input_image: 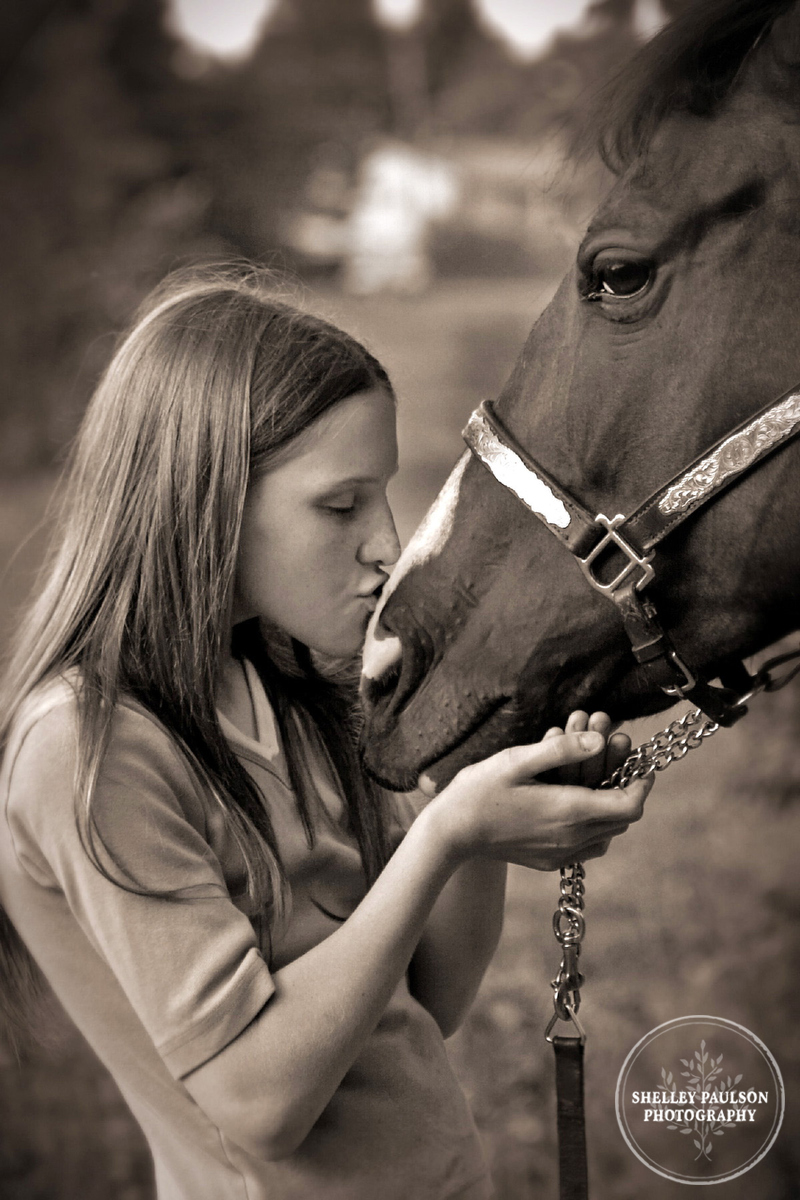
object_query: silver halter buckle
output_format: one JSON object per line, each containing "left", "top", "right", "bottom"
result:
{"left": 577, "top": 513, "right": 655, "bottom": 596}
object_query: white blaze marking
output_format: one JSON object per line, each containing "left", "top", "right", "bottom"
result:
{"left": 361, "top": 451, "right": 468, "bottom": 681}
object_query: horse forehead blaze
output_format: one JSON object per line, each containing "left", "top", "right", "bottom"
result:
{"left": 361, "top": 451, "right": 469, "bottom": 682}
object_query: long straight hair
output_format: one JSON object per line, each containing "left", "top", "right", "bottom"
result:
{"left": 0, "top": 265, "right": 395, "bottom": 1050}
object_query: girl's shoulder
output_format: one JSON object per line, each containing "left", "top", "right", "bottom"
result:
{"left": 4, "top": 674, "right": 208, "bottom": 833}
{"left": 7, "top": 673, "right": 190, "bottom": 776}
{"left": 5, "top": 673, "right": 87, "bottom": 782}
{"left": 8, "top": 672, "right": 79, "bottom": 745}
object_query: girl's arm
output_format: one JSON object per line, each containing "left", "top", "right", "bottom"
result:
{"left": 406, "top": 712, "right": 629, "bottom": 1036}
{"left": 406, "top": 858, "right": 508, "bottom": 1038}
{"left": 184, "top": 728, "right": 649, "bottom": 1162}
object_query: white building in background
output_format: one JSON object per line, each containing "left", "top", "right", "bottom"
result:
{"left": 285, "top": 139, "right": 456, "bottom": 294}
{"left": 343, "top": 141, "right": 457, "bottom": 295}
{"left": 285, "top": 133, "right": 584, "bottom": 293}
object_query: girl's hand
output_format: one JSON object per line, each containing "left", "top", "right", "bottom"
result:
{"left": 424, "top": 723, "right": 651, "bottom": 873}
{"left": 540, "top": 710, "right": 631, "bottom": 788}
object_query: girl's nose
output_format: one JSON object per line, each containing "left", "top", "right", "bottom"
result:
{"left": 358, "top": 499, "right": 401, "bottom": 568}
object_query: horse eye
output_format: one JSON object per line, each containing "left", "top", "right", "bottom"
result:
{"left": 595, "top": 259, "right": 652, "bottom": 297}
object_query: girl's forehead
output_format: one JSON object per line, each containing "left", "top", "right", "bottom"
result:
{"left": 266, "top": 388, "right": 398, "bottom": 487}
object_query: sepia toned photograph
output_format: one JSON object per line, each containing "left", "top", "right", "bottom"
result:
{"left": 0, "top": 1, "right": 798, "bottom": 1197}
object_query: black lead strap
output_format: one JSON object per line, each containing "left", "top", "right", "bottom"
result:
{"left": 546, "top": 859, "right": 589, "bottom": 1199}
{"left": 553, "top": 1037, "right": 589, "bottom": 1200}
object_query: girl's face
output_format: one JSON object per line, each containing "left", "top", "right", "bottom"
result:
{"left": 234, "top": 387, "right": 401, "bottom": 657}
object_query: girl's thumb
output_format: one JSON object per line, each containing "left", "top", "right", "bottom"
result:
{"left": 501, "top": 730, "right": 605, "bottom": 779}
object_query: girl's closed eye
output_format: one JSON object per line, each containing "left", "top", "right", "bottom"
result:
{"left": 320, "top": 493, "right": 357, "bottom": 516}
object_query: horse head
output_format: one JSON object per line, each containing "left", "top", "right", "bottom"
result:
{"left": 362, "top": 0, "right": 800, "bottom": 792}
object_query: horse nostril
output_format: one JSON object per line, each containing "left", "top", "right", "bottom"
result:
{"left": 362, "top": 618, "right": 435, "bottom": 721}
{"left": 361, "top": 626, "right": 404, "bottom": 714}
{"left": 362, "top": 630, "right": 403, "bottom": 684}
{"left": 361, "top": 659, "right": 401, "bottom": 710}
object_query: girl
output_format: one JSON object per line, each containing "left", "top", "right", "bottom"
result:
{"left": 0, "top": 267, "right": 650, "bottom": 1200}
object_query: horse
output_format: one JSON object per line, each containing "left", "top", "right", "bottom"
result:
{"left": 360, "top": 0, "right": 800, "bottom": 795}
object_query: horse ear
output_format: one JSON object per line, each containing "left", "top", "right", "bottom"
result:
{"left": 750, "top": 3, "right": 800, "bottom": 91}
{"left": 768, "top": 3, "right": 800, "bottom": 60}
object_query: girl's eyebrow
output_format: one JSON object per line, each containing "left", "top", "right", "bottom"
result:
{"left": 318, "top": 467, "right": 399, "bottom": 488}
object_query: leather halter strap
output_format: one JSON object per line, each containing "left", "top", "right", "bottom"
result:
{"left": 463, "top": 385, "right": 800, "bottom": 724}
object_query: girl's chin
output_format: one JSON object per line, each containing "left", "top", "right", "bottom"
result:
{"left": 304, "top": 627, "right": 366, "bottom": 661}
{"left": 258, "top": 609, "right": 368, "bottom": 661}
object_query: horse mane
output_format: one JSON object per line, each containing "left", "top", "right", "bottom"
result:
{"left": 589, "top": 0, "right": 795, "bottom": 170}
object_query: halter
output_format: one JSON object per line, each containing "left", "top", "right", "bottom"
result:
{"left": 463, "top": 386, "right": 800, "bottom": 725}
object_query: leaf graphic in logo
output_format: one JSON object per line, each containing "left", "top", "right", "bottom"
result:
{"left": 657, "top": 1041, "right": 744, "bottom": 1165}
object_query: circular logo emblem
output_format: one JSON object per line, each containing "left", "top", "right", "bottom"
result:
{"left": 615, "top": 1016, "right": 784, "bottom": 1185}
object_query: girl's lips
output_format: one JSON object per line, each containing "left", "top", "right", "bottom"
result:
{"left": 356, "top": 577, "right": 387, "bottom": 611}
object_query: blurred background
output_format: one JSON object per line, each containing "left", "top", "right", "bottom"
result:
{"left": 1, "top": 1, "right": 799, "bottom": 1197}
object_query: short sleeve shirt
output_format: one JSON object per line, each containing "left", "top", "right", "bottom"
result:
{"left": 0, "top": 671, "right": 493, "bottom": 1200}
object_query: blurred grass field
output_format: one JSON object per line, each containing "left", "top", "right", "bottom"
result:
{"left": 1, "top": 278, "right": 799, "bottom": 1200}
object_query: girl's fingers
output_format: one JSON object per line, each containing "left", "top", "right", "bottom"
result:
{"left": 417, "top": 773, "right": 438, "bottom": 798}
{"left": 587, "top": 712, "right": 612, "bottom": 737}
{"left": 607, "top": 776, "right": 652, "bottom": 819}
{"left": 575, "top": 837, "right": 613, "bottom": 863}
{"left": 565, "top": 711, "right": 589, "bottom": 734}
{"left": 576, "top": 711, "right": 613, "bottom": 786}
{"left": 608, "top": 730, "right": 631, "bottom": 754}
{"left": 606, "top": 731, "right": 632, "bottom": 774}
{"left": 543, "top": 726, "right": 563, "bottom": 740}
{"left": 499, "top": 730, "right": 606, "bottom": 782}
{"left": 561, "top": 711, "right": 589, "bottom": 784}
{"left": 553, "top": 775, "right": 650, "bottom": 826}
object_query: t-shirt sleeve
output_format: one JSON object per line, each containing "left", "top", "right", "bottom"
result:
{"left": 4, "top": 697, "right": 275, "bottom": 1079}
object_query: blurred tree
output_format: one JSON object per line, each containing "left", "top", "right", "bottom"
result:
{"left": 421, "top": 0, "right": 642, "bottom": 142}
{"left": 0, "top": 0, "right": 680, "bottom": 470}
{"left": 587, "top": 0, "right": 637, "bottom": 24}
{"left": 424, "top": 0, "right": 487, "bottom": 95}
{"left": 0, "top": 0, "right": 214, "bottom": 471}
{"left": 523, "top": 1, "right": 641, "bottom": 142}
{"left": 204, "top": 0, "right": 391, "bottom": 255}
{"left": 0, "top": 0, "right": 62, "bottom": 83}
{"left": 422, "top": 0, "right": 529, "bottom": 133}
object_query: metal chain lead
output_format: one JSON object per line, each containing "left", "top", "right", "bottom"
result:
{"left": 546, "top": 706, "right": 722, "bottom": 1043}
{"left": 545, "top": 642, "right": 800, "bottom": 1043}
{"left": 599, "top": 706, "right": 720, "bottom": 789}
